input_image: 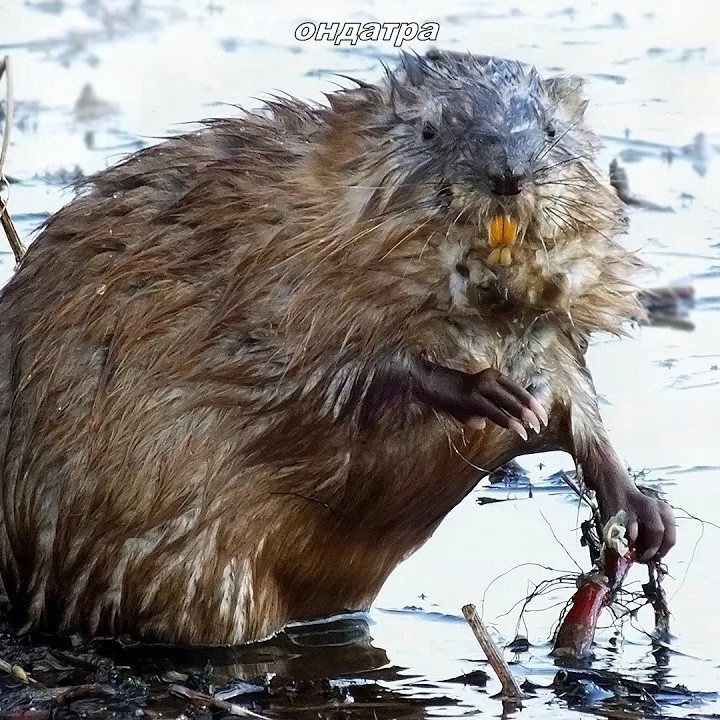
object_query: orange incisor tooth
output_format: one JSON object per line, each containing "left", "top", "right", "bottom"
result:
{"left": 488, "top": 215, "right": 519, "bottom": 248}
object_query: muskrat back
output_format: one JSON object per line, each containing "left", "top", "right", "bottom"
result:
{"left": 0, "top": 52, "right": 674, "bottom": 645}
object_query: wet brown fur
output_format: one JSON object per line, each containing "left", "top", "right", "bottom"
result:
{"left": 0, "top": 54, "right": 649, "bottom": 644}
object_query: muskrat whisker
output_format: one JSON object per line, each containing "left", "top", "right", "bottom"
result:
{"left": 446, "top": 431, "right": 491, "bottom": 474}
{"left": 445, "top": 202, "right": 470, "bottom": 242}
{"left": 544, "top": 204, "right": 580, "bottom": 237}
{"left": 535, "top": 160, "right": 590, "bottom": 179}
{"left": 535, "top": 154, "right": 593, "bottom": 176}
{"left": 538, "top": 228, "right": 551, "bottom": 265}
{"left": 418, "top": 230, "right": 437, "bottom": 262}
{"left": 534, "top": 180, "right": 600, "bottom": 197}
{"left": 545, "top": 204, "right": 583, "bottom": 231}
{"left": 304, "top": 204, "right": 439, "bottom": 273}
{"left": 542, "top": 206, "right": 573, "bottom": 238}
{"left": 559, "top": 193, "right": 619, "bottom": 215}
{"left": 307, "top": 217, "right": 406, "bottom": 269}
{"left": 551, "top": 194, "right": 619, "bottom": 224}
{"left": 547, "top": 204, "right": 616, "bottom": 245}
{"left": 331, "top": 182, "right": 437, "bottom": 191}
{"left": 255, "top": 214, "right": 356, "bottom": 267}
{"left": 259, "top": 200, "right": 431, "bottom": 277}
{"left": 550, "top": 196, "right": 614, "bottom": 222}
{"left": 534, "top": 176, "right": 596, "bottom": 189}
{"left": 379, "top": 214, "right": 437, "bottom": 263}
{"left": 306, "top": 204, "right": 433, "bottom": 290}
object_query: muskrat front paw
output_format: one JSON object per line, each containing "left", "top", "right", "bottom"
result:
{"left": 410, "top": 362, "right": 548, "bottom": 439}
{"left": 599, "top": 486, "right": 676, "bottom": 563}
{"left": 461, "top": 368, "right": 548, "bottom": 439}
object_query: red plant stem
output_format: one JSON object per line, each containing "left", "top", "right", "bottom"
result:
{"left": 552, "top": 548, "right": 635, "bottom": 659}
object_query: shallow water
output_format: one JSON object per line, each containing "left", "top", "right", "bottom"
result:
{"left": 0, "top": 0, "right": 719, "bottom": 717}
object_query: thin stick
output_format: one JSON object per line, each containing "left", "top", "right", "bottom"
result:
{"left": 0, "top": 55, "right": 25, "bottom": 263}
{"left": 54, "top": 683, "right": 117, "bottom": 706}
{"left": 461, "top": 604, "right": 524, "bottom": 702}
{"left": 0, "top": 657, "right": 34, "bottom": 684}
{"left": 0, "top": 203, "right": 24, "bottom": 263}
{"left": 643, "top": 562, "right": 671, "bottom": 642}
{"left": 609, "top": 158, "right": 673, "bottom": 212}
{"left": 169, "top": 684, "right": 271, "bottom": 719}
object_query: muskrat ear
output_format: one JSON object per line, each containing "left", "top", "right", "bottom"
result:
{"left": 545, "top": 75, "right": 588, "bottom": 119}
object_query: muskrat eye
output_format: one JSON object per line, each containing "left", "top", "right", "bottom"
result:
{"left": 421, "top": 121, "right": 437, "bottom": 141}
{"left": 545, "top": 123, "right": 557, "bottom": 139}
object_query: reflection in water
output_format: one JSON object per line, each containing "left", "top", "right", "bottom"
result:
{"left": 83, "top": 611, "right": 714, "bottom": 718}
{"left": 94, "top": 613, "right": 445, "bottom": 719}
{"left": 99, "top": 613, "right": 390, "bottom": 681}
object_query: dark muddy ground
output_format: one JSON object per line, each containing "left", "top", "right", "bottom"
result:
{"left": 0, "top": 594, "right": 716, "bottom": 720}
{"left": 1, "top": 0, "right": 720, "bottom": 718}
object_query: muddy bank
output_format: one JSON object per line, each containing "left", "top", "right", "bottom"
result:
{"left": 1, "top": 610, "right": 715, "bottom": 719}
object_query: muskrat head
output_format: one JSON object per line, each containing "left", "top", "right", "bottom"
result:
{"left": 364, "top": 52, "right": 619, "bottom": 267}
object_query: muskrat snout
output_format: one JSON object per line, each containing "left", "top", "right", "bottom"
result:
{"left": 488, "top": 168, "right": 525, "bottom": 197}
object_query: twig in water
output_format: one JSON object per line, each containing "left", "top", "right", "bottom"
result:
{"left": 169, "top": 684, "right": 271, "bottom": 719}
{"left": 54, "top": 683, "right": 117, "bottom": 706}
{"left": 609, "top": 158, "right": 674, "bottom": 212}
{"left": 0, "top": 57, "right": 12, "bottom": 174}
{"left": 638, "top": 285, "right": 696, "bottom": 332}
{"left": 0, "top": 657, "right": 34, "bottom": 683}
{"left": 461, "top": 604, "right": 525, "bottom": 702}
{"left": 643, "top": 562, "right": 671, "bottom": 642}
{"left": 0, "top": 55, "right": 25, "bottom": 263}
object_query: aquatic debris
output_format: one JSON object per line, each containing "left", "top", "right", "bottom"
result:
{"left": 638, "top": 284, "right": 696, "bottom": 331}
{"left": 0, "top": 657, "right": 31, "bottom": 683}
{"left": 609, "top": 158, "right": 674, "bottom": 212}
{"left": 551, "top": 485, "right": 672, "bottom": 660}
{"left": 553, "top": 667, "right": 717, "bottom": 713}
{"left": 642, "top": 560, "right": 671, "bottom": 643}
{"left": 552, "top": 511, "right": 635, "bottom": 659}
{"left": 461, "top": 603, "right": 525, "bottom": 703}
{"left": 73, "top": 83, "right": 118, "bottom": 123}
{"left": 169, "top": 684, "right": 271, "bottom": 719}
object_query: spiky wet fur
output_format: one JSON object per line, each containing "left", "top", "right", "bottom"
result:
{"left": 0, "top": 53, "right": 645, "bottom": 644}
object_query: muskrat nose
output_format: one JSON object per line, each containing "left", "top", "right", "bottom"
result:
{"left": 489, "top": 170, "right": 524, "bottom": 196}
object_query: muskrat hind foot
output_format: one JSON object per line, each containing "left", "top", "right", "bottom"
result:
{"left": 410, "top": 362, "right": 548, "bottom": 440}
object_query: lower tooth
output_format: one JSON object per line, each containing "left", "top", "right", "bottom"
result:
{"left": 488, "top": 248, "right": 502, "bottom": 265}
{"left": 499, "top": 247, "right": 513, "bottom": 266}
